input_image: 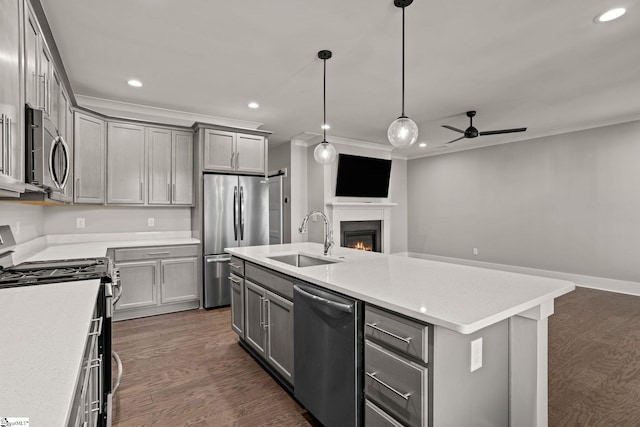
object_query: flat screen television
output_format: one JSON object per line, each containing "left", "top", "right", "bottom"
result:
{"left": 335, "top": 154, "right": 392, "bottom": 197}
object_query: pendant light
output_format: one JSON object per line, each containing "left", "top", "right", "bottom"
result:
{"left": 387, "top": 0, "right": 418, "bottom": 148}
{"left": 313, "top": 50, "right": 338, "bottom": 165}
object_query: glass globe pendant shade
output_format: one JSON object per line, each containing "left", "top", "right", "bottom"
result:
{"left": 313, "top": 141, "right": 337, "bottom": 165}
{"left": 387, "top": 116, "right": 419, "bottom": 148}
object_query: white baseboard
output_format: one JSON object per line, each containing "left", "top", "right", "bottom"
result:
{"left": 398, "top": 251, "right": 640, "bottom": 297}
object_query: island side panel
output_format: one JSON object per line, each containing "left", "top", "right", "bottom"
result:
{"left": 509, "top": 300, "right": 554, "bottom": 427}
{"left": 432, "top": 319, "right": 509, "bottom": 427}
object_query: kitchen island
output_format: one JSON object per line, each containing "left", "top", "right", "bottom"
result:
{"left": 226, "top": 242, "right": 575, "bottom": 427}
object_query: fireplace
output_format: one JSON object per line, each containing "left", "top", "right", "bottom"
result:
{"left": 340, "top": 220, "right": 382, "bottom": 253}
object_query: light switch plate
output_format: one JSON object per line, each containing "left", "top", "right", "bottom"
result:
{"left": 471, "top": 337, "right": 483, "bottom": 372}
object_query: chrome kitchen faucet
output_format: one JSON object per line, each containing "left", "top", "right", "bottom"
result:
{"left": 299, "top": 211, "right": 334, "bottom": 256}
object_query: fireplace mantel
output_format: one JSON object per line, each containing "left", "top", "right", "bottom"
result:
{"left": 325, "top": 202, "right": 398, "bottom": 208}
{"left": 325, "top": 202, "right": 395, "bottom": 253}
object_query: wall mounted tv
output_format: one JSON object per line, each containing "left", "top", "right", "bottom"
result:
{"left": 335, "top": 154, "right": 392, "bottom": 198}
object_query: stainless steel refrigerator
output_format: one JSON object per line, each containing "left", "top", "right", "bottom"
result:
{"left": 203, "top": 173, "right": 270, "bottom": 308}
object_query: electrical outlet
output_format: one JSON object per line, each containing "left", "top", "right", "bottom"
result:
{"left": 470, "top": 338, "right": 483, "bottom": 372}
{"left": 76, "top": 218, "right": 85, "bottom": 229}
{"left": 473, "top": 247, "right": 479, "bottom": 255}
{"left": 148, "top": 218, "right": 155, "bottom": 227}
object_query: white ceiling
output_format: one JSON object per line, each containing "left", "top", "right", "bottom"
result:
{"left": 41, "top": 0, "right": 640, "bottom": 158}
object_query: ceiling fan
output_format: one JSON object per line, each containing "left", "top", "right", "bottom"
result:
{"left": 442, "top": 111, "right": 527, "bottom": 144}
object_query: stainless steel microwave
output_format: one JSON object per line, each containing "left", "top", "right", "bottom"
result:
{"left": 25, "top": 105, "right": 70, "bottom": 200}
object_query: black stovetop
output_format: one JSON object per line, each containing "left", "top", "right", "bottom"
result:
{"left": 0, "top": 257, "right": 111, "bottom": 289}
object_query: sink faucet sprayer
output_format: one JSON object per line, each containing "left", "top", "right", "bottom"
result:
{"left": 299, "top": 211, "right": 334, "bottom": 256}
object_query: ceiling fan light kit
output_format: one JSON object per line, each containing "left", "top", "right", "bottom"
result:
{"left": 313, "top": 49, "right": 338, "bottom": 165}
{"left": 442, "top": 111, "right": 527, "bottom": 144}
{"left": 388, "top": 0, "right": 419, "bottom": 149}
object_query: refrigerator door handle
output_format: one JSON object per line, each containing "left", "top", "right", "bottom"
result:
{"left": 233, "top": 186, "right": 238, "bottom": 241}
{"left": 240, "top": 186, "right": 245, "bottom": 240}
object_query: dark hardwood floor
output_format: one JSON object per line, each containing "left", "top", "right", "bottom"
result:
{"left": 111, "top": 287, "right": 640, "bottom": 426}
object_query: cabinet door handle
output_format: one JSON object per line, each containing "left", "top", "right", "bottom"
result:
{"left": 366, "top": 322, "right": 412, "bottom": 344}
{"left": 262, "top": 297, "right": 269, "bottom": 329}
{"left": 366, "top": 371, "right": 411, "bottom": 400}
{"left": 5, "top": 116, "right": 10, "bottom": 176}
{"left": 230, "top": 152, "right": 234, "bottom": 169}
{"left": 167, "top": 182, "right": 171, "bottom": 201}
{"left": 228, "top": 276, "right": 241, "bottom": 284}
{"left": 0, "top": 114, "right": 5, "bottom": 174}
{"left": 162, "top": 265, "right": 165, "bottom": 284}
{"left": 172, "top": 183, "right": 176, "bottom": 202}
{"left": 236, "top": 152, "right": 240, "bottom": 170}
{"left": 259, "top": 296, "right": 264, "bottom": 327}
{"left": 139, "top": 182, "right": 143, "bottom": 200}
{"left": 39, "top": 74, "right": 46, "bottom": 110}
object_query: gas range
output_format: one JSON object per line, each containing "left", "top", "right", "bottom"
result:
{"left": 0, "top": 257, "right": 113, "bottom": 289}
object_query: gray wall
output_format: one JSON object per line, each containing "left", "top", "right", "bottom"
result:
{"left": 407, "top": 119, "right": 640, "bottom": 283}
{"left": 0, "top": 203, "right": 45, "bottom": 243}
{"left": 43, "top": 206, "right": 191, "bottom": 234}
{"left": 389, "top": 157, "right": 408, "bottom": 253}
{"left": 268, "top": 143, "right": 292, "bottom": 243}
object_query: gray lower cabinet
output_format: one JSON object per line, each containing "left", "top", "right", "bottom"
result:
{"left": 230, "top": 273, "right": 244, "bottom": 337}
{"left": 112, "top": 245, "right": 199, "bottom": 320}
{"left": 74, "top": 112, "right": 106, "bottom": 204}
{"left": 243, "top": 277, "right": 294, "bottom": 385}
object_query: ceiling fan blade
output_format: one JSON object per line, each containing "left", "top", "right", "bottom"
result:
{"left": 479, "top": 127, "right": 527, "bottom": 136}
{"left": 446, "top": 136, "right": 466, "bottom": 144}
{"left": 442, "top": 125, "right": 465, "bottom": 134}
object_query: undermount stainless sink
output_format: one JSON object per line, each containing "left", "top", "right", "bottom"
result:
{"left": 267, "top": 253, "right": 340, "bottom": 268}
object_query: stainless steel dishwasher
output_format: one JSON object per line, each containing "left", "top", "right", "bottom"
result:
{"left": 294, "top": 282, "right": 363, "bottom": 427}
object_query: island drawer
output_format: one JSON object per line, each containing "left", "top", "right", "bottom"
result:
{"left": 229, "top": 256, "right": 244, "bottom": 276}
{"left": 365, "top": 340, "right": 428, "bottom": 427}
{"left": 365, "top": 306, "right": 429, "bottom": 363}
{"left": 365, "top": 399, "right": 404, "bottom": 427}
{"left": 114, "top": 245, "right": 198, "bottom": 261}
{"left": 245, "top": 263, "right": 293, "bottom": 300}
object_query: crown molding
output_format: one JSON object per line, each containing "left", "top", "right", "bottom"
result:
{"left": 75, "top": 95, "right": 264, "bottom": 130}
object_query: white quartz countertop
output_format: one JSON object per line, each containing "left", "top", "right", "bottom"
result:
{"left": 0, "top": 279, "right": 100, "bottom": 426}
{"left": 226, "top": 243, "right": 575, "bottom": 334}
{"left": 23, "top": 236, "right": 200, "bottom": 262}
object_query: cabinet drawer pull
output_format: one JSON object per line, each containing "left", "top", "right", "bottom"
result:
{"left": 147, "top": 251, "right": 170, "bottom": 256}
{"left": 229, "top": 263, "right": 242, "bottom": 269}
{"left": 228, "top": 276, "right": 241, "bottom": 284}
{"left": 366, "top": 322, "right": 412, "bottom": 344}
{"left": 366, "top": 371, "right": 411, "bottom": 401}
{"left": 89, "top": 317, "right": 103, "bottom": 336}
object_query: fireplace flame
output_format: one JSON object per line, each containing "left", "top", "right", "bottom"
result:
{"left": 352, "top": 241, "right": 373, "bottom": 251}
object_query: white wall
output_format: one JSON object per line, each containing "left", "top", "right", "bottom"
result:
{"left": 407, "top": 119, "right": 640, "bottom": 283}
{"left": 0, "top": 202, "right": 45, "bottom": 243}
{"left": 43, "top": 206, "right": 191, "bottom": 235}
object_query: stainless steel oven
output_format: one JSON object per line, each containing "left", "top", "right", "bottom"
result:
{"left": 25, "top": 105, "right": 71, "bottom": 201}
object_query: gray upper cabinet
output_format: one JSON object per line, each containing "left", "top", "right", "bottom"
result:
{"left": 0, "top": 0, "right": 24, "bottom": 191}
{"left": 74, "top": 112, "right": 105, "bottom": 204}
{"left": 24, "top": 7, "right": 39, "bottom": 109}
{"left": 172, "top": 131, "right": 193, "bottom": 205}
{"left": 203, "top": 129, "right": 266, "bottom": 175}
{"left": 236, "top": 133, "right": 265, "bottom": 174}
{"left": 203, "top": 129, "right": 235, "bottom": 172}
{"left": 107, "top": 122, "right": 146, "bottom": 204}
{"left": 39, "top": 42, "right": 52, "bottom": 118}
{"left": 147, "top": 127, "right": 172, "bottom": 205}
{"left": 147, "top": 127, "right": 193, "bottom": 205}
{"left": 49, "top": 70, "right": 61, "bottom": 129}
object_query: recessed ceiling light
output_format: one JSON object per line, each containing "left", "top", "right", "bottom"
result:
{"left": 594, "top": 7, "right": 626, "bottom": 23}
{"left": 321, "top": 124, "right": 330, "bottom": 130}
{"left": 248, "top": 102, "right": 259, "bottom": 109}
{"left": 127, "top": 79, "right": 142, "bottom": 87}
{"left": 419, "top": 142, "right": 427, "bottom": 148}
